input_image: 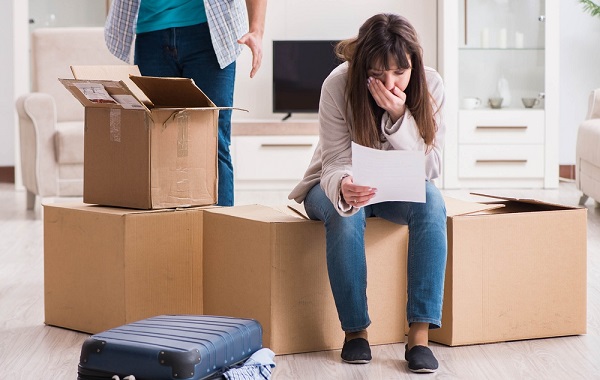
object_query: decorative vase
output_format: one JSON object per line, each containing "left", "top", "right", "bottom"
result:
{"left": 497, "top": 76, "right": 511, "bottom": 107}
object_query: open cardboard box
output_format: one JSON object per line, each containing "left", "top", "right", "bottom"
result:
{"left": 59, "top": 65, "right": 238, "bottom": 209}
{"left": 430, "top": 193, "right": 587, "bottom": 346}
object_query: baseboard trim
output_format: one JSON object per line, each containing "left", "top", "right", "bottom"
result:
{"left": 0, "top": 166, "right": 15, "bottom": 183}
{"left": 559, "top": 165, "right": 576, "bottom": 180}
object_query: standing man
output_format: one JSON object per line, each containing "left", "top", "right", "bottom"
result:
{"left": 105, "top": 0, "right": 267, "bottom": 206}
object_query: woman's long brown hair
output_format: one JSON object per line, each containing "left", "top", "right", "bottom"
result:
{"left": 335, "top": 13, "right": 437, "bottom": 149}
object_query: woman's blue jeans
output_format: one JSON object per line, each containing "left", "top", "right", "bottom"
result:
{"left": 134, "top": 22, "right": 236, "bottom": 206}
{"left": 303, "top": 181, "right": 447, "bottom": 332}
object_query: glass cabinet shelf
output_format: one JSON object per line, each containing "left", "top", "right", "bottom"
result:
{"left": 457, "top": 0, "right": 546, "bottom": 106}
{"left": 441, "top": 0, "right": 558, "bottom": 190}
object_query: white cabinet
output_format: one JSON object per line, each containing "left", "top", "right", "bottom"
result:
{"left": 455, "top": 109, "right": 547, "bottom": 187}
{"left": 231, "top": 122, "right": 319, "bottom": 205}
{"left": 439, "top": 0, "right": 559, "bottom": 189}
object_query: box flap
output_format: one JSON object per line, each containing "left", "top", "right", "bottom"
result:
{"left": 70, "top": 65, "right": 152, "bottom": 107}
{"left": 286, "top": 203, "right": 310, "bottom": 219}
{"left": 444, "top": 196, "right": 504, "bottom": 217}
{"left": 206, "top": 204, "right": 307, "bottom": 223}
{"left": 270, "top": 204, "right": 307, "bottom": 219}
{"left": 287, "top": 197, "right": 501, "bottom": 219}
{"left": 470, "top": 192, "right": 580, "bottom": 210}
{"left": 42, "top": 202, "right": 212, "bottom": 216}
{"left": 43, "top": 202, "right": 168, "bottom": 215}
{"left": 129, "top": 75, "right": 216, "bottom": 108}
{"left": 59, "top": 78, "right": 147, "bottom": 111}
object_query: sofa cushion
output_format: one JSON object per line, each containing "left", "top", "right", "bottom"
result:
{"left": 57, "top": 164, "right": 84, "bottom": 196}
{"left": 54, "top": 122, "right": 84, "bottom": 164}
{"left": 577, "top": 119, "right": 600, "bottom": 165}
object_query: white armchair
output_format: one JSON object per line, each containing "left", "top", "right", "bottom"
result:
{"left": 576, "top": 88, "right": 600, "bottom": 206}
{"left": 16, "top": 27, "right": 125, "bottom": 209}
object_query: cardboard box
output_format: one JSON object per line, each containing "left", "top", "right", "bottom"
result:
{"left": 202, "top": 205, "right": 409, "bottom": 355}
{"left": 44, "top": 203, "right": 206, "bottom": 334}
{"left": 431, "top": 194, "right": 587, "bottom": 346}
{"left": 60, "top": 67, "right": 219, "bottom": 209}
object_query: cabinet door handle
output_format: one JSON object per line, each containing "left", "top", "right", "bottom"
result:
{"left": 260, "top": 143, "right": 314, "bottom": 148}
{"left": 475, "top": 126, "right": 528, "bottom": 130}
{"left": 475, "top": 159, "right": 528, "bottom": 164}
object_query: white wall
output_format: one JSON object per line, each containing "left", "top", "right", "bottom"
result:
{"left": 2, "top": 2, "right": 17, "bottom": 167}
{"left": 559, "top": 1, "right": 600, "bottom": 165}
{"left": 232, "top": 0, "right": 439, "bottom": 121}
{"left": 12, "top": 1, "right": 29, "bottom": 187}
{"left": 2, "top": 1, "right": 29, "bottom": 170}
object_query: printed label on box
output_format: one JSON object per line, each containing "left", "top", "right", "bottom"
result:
{"left": 112, "top": 94, "right": 145, "bottom": 110}
{"left": 74, "top": 83, "right": 117, "bottom": 104}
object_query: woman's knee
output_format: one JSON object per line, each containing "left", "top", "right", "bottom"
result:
{"left": 425, "top": 184, "right": 446, "bottom": 212}
{"left": 325, "top": 210, "right": 366, "bottom": 238}
{"left": 305, "top": 184, "right": 367, "bottom": 233}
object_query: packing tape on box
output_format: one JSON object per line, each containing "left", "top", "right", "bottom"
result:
{"left": 110, "top": 108, "right": 121, "bottom": 143}
{"left": 176, "top": 111, "right": 189, "bottom": 158}
{"left": 162, "top": 110, "right": 190, "bottom": 158}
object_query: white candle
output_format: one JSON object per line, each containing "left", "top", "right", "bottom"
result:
{"left": 498, "top": 28, "right": 507, "bottom": 48}
{"left": 481, "top": 28, "right": 490, "bottom": 48}
{"left": 515, "top": 32, "right": 524, "bottom": 48}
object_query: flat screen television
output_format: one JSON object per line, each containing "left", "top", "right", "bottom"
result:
{"left": 273, "top": 40, "right": 341, "bottom": 118}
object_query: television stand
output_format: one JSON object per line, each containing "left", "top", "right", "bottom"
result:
{"left": 281, "top": 113, "right": 292, "bottom": 121}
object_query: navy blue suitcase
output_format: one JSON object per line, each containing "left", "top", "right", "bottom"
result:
{"left": 77, "top": 315, "right": 263, "bottom": 380}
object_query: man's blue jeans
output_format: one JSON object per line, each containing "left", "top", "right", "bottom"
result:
{"left": 303, "top": 181, "right": 447, "bottom": 332}
{"left": 134, "top": 22, "right": 236, "bottom": 206}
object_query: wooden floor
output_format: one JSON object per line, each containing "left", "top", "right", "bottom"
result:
{"left": 1, "top": 182, "right": 599, "bottom": 379}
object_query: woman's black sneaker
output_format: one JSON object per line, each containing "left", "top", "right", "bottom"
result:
{"left": 341, "top": 338, "right": 372, "bottom": 364}
{"left": 405, "top": 344, "right": 438, "bottom": 373}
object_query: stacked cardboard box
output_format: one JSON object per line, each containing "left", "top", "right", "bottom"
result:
{"left": 44, "top": 204, "right": 206, "bottom": 333}
{"left": 45, "top": 66, "right": 223, "bottom": 332}
{"left": 60, "top": 65, "right": 220, "bottom": 209}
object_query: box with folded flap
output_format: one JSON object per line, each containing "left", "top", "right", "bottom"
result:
{"left": 430, "top": 194, "right": 587, "bottom": 346}
{"left": 59, "top": 65, "right": 232, "bottom": 209}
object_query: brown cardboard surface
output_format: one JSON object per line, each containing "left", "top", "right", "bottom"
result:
{"left": 202, "top": 205, "right": 408, "bottom": 355}
{"left": 44, "top": 190, "right": 586, "bottom": 350}
{"left": 430, "top": 197, "right": 587, "bottom": 346}
{"left": 61, "top": 67, "right": 219, "bottom": 209}
{"left": 43, "top": 203, "right": 205, "bottom": 334}
{"left": 149, "top": 108, "right": 218, "bottom": 209}
{"left": 470, "top": 192, "right": 579, "bottom": 209}
{"left": 59, "top": 78, "right": 141, "bottom": 109}
{"left": 70, "top": 65, "right": 151, "bottom": 107}
{"left": 443, "top": 195, "right": 503, "bottom": 217}
{"left": 129, "top": 75, "right": 214, "bottom": 108}
{"left": 83, "top": 108, "right": 152, "bottom": 209}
